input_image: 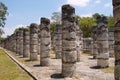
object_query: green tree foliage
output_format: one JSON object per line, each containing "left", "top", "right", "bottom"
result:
{"left": 0, "top": 2, "right": 8, "bottom": 27}
{"left": 0, "top": 2, "right": 8, "bottom": 37}
{"left": 108, "top": 16, "right": 114, "bottom": 28}
{"left": 79, "top": 17, "right": 96, "bottom": 38}
{"left": 78, "top": 13, "right": 114, "bottom": 38}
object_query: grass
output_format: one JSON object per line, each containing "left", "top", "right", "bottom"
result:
{"left": 102, "top": 66, "right": 114, "bottom": 73}
{"left": 50, "top": 50, "right": 55, "bottom": 59}
{"left": 82, "top": 51, "right": 92, "bottom": 56}
{"left": 0, "top": 49, "right": 32, "bottom": 80}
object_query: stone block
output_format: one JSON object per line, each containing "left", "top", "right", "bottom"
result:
{"left": 40, "top": 57, "right": 50, "bottom": 66}
{"left": 62, "top": 31, "right": 76, "bottom": 40}
{"left": 62, "top": 51, "right": 77, "bottom": 63}
{"left": 62, "top": 63, "right": 76, "bottom": 77}
{"left": 97, "top": 59, "right": 109, "bottom": 68}
{"left": 62, "top": 40, "right": 76, "bottom": 50}
{"left": 40, "top": 30, "right": 50, "bottom": 37}
{"left": 41, "top": 38, "right": 51, "bottom": 45}
{"left": 40, "top": 51, "right": 50, "bottom": 58}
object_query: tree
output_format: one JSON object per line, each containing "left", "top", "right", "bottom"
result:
{"left": 108, "top": 15, "right": 114, "bottom": 28}
{"left": 50, "top": 12, "right": 61, "bottom": 38}
{"left": 92, "top": 13, "right": 105, "bottom": 20}
{"left": 0, "top": 2, "right": 8, "bottom": 27}
{"left": 51, "top": 12, "right": 61, "bottom": 23}
{"left": 0, "top": 2, "right": 8, "bottom": 37}
{"left": 79, "top": 17, "right": 96, "bottom": 38}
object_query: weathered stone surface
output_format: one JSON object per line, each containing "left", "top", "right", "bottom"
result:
{"left": 40, "top": 58, "right": 50, "bottom": 66}
{"left": 62, "top": 63, "right": 76, "bottom": 77}
{"left": 30, "top": 23, "right": 38, "bottom": 61}
{"left": 62, "top": 51, "right": 77, "bottom": 63}
{"left": 54, "top": 24, "right": 62, "bottom": 59}
{"left": 62, "top": 4, "right": 77, "bottom": 77}
{"left": 92, "top": 26, "right": 98, "bottom": 59}
{"left": 62, "top": 40, "right": 76, "bottom": 50}
{"left": 108, "top": 28, "right": 114, "bottom": 57}
{"left": 19, "top": 28, "right": 24, "bottom": 55}
{"left": 96, "top": 16, "right": 109, "bottom": 68}
{"left": 23, "top": 28, "right": 30, "bottom": 57}
{"left": 113, "top": 0, "right": 120, "bottom": 79}
{"left": 97, "top": 59, "right": 109, "bottom": 68}
{"left": 83, "top": 38, "right": 93, "bottom": 52}
{"left": 39, "top": 17, "right": 51, "bottom": 66}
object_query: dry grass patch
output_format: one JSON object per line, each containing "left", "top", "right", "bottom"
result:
{"left": 0, "top": 49, "right": 32, "bottom": 80}
{"left": 102, "top": 66, "right": 114, "bottom": 73}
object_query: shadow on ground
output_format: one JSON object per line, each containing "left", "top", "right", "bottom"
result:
{"left": 90, "top": 66, "right": 101, "bottom": 69}
{"left": 51, "top": 73, "right": 64, "bottom": 79}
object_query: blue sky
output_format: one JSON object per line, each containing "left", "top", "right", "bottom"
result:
{"left": 1, "top": 0, "right": 113, "bottom": 37}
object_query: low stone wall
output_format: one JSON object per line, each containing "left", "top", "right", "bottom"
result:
{"left": 83, "top": 38, "right": 93, "bottom": 53}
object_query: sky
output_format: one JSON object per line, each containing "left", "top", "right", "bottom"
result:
{"left": 1, "top": 0, "right": 113, "bottom": 37}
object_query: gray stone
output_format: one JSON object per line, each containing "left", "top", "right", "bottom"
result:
{"left": 39, "top": 17, "right": 51, "bottom": 66}
{"left": 23, "top": 28, "right": 30, "bottom": 57}
{"left": 30, "top": 23, "right": 38, "bottom": 61}
{"left": 96, "top": 16, "right": 109, "bottom": 68}
{"left": 62, "top": 4, "right": 77, "bottom": 77}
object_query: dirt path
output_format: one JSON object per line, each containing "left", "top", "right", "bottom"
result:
{"left": 4, "top": 49, "right": 114, "bottom": 80}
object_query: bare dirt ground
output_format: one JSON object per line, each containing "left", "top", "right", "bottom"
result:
{"left": 5, "top": 49, "right": 114, "bottom": 80}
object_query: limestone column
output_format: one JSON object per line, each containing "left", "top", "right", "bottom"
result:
{"left": 54, "top": 24, "right": 62, "bottom": 59}
{"left": 113, "top": 0, "right": 120, "bottom": 80}
{"left": 39, "top": 18, "right": 51, "bottom": 66}
{"left": 16, "top": 31, "right": 20, "bottom": 54}
{"left": 30, "top": 23, "right": 38, "bottom": 61}
{"left": 76, "top": 19, "right": 82, "bottom": 61}
{"left": 96, "top": 16, "right": 109, "bottom": 68}
{"left": 19, "top": 28, "right": 24, "bottom": 55}
{"left": 13, "top": 33, "right": 16, "bottom": 52}
{"left": 23, "top": 28, "right": 30, "bottom": 57}
{"left": 92, "top": 26, "right": 98, "bottom": 59}
{"left": 62, "top": 4, "right": 77, "bottom": 77}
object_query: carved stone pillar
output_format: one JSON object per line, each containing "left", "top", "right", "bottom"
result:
{"left": 19, "top": 28, "right": 24, "bottom": 55}
{"left": 96, "top": 16, "right": 109, "bottom": 68}
{"left": 23, "top": 28, "right": 30, "bottom": 57}
{"left": 54, "top": 24, "right": 62, "bottom": 59}
{"left": 62, "top": 4, "right": 77, "bottom": 77}
{"left": 113, "top": 0, "right": 120, "bottom": 79}
{"left": 39, "top": 18, "right": 51, "bottom": 66}
{"left": 92, "top": 26, "right": 98, "bottom": 59}
{"left": 30, "top": 23, "right": 38, "bottom": 60}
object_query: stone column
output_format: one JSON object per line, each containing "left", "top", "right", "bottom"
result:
{"left": 23, "top": 28, "right": 30, "bottom": 57}
{"left": 108, "top": 28, "right": 114, "bottom": 57}
{"left": 113, "top": 0, "right": 120, "bottom": 80}
{"left": 16, "top": 31, "right": 20, "bottom": 54}
{"left": 38, "top": 32, "right": 40, "bottom": 56}
{"left": 19, "top": 28, "right": 24, "bottom": 55}
{"left": 76, "top": 19, "right": 82, "bottom": 61}
{"left": 92, "top": 26, "right": 98, "bottom": 59}
{"left": 39, "top": 18, "right": 51, "bottom": 66}
{"left": 54, "top": 24, "right": 62, "bottom": 59}
{"left": 62, "top": 4, "right": 77, "bottom": 77}
{"left": 30, "top": 23, "right": 38, "bottom": 61}
{"left": 13, "top": 33, "right": 16, "bottom": 52}
{"left": 96, "top": 16, "right": 109, "bottom": 68}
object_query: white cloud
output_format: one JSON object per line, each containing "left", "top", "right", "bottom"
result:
{"left": 81, "top": 13, "right": 92, "bottom": 17}
{"left": 66, "top": 0, "right": 90, "bottom": 7}
{"left": 57, "top": 6, "right": 61, "bottom": 12}
{"left": 104, "top": 2, "right": 112, "bottom": 8}
{"left": 95, "top": 0, "right": 101, "bottom": 4}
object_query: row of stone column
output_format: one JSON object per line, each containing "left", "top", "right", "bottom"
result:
{"left": 1, "top": 4, "right": 83, "bottom": 78}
